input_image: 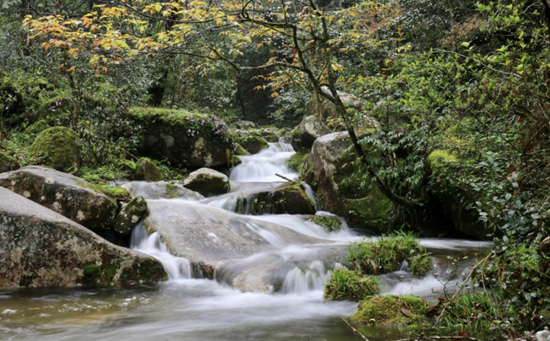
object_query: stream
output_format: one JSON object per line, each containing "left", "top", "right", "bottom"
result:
{"left": 0, "top": 142, "right": 491, "bottom": 341}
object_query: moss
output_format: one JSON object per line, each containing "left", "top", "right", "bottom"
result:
{"left": 230, "top": 155, "right": 242, "bottom": 167}
{"left": 409, "top": 252, "right": 433, "bottom": 277}
{"left": 347, "top": 232, "right": 428, "bottom": 275}
{"left": 324, "top": 269, "right": 379, "bottom": 301}
{"left": 30, "top": 126, "right": 80, "bottom": 172}
{"left": 308, "top": 215, "right": 343, "bottom": 232}
{"left": 83, "top": 264, "right": 101, "bottom": 283}
{"left": 0, "top": 151, "right": 19, "bottom": 172}
{"left": 233, "top": 143, "right": 250, "bottom": 156}
{"left": 346, "top": 193, "right": 394, "bottom": 229}
{"left": 351, "top": 295, "right": 429, "bottom": 329}
{"left": 285, "top": 150, "right": 308, "bottom": 172}
{"left": 134, "top": 157, "right": 161, "bottom": 181}
{"left": 237, "top": 136, "right": 269, "bottom": 154}
{"left": 98, "top": 185, "right": 131, "bottom": 200}
{"left": 428, "top": 149, "right": 458, "bottom": 167}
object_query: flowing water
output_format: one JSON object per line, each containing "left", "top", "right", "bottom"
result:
{"left": 0, "top": 142, "right": 491, "bottom": 341}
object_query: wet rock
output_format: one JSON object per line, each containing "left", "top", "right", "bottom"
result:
{"left": 30, "top": 126, "right": 80, "bottom": 172}
{"left": 303, "top": 132, "right": 393, "bottom": 231}
{"left": 240, "top": 181, "right": 316, "bottom": 215}
{"left": 143, "top": 200, "right": 327, "bottom": 292}
{"left": 290, "top": 115, "right": 331, "bottom": 151}
{"left": 0, "top": 166, "right": 118, "bottom": 233}
{"left": 133, "top": 158, "right": 161, "bottom": 181}
{"left": 183, "top": 168, "right": 230, "bottom": 197}
{"left": 237, "top": 136, "right": 269, "bottom": 154}
{"left": 0, "top": 187, "right": 167, "bottom": 288}
{"left": 120, "top": 181, "right": 204, "bottom": 200}
{"left": 128, "top": 107, "right": 234, "bottom": 169}
{"left": 234, "top": 120, "right": 256, "bottom": 129}
{"left": 113, "top": 196, "right": 148, "bottom": 237}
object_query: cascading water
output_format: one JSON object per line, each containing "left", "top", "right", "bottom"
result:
{"left": 0, "top": 140, "right": 492, "bottom": 341}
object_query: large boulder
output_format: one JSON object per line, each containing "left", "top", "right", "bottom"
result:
{"left": 133, "top": 157, "right": 161, "bottom": 181}
{"left": 0, "top": 187, "right": 167, "bottom": 288}
{"left": 128, "top": 107, "right": 234, "bottom": 169}
{"left": 0, "top": 166, "right": 119, "bottom": 233}
{"left": 303, "top": 132, "right": 394, "bottom": 231}
{"left": 143, "top": 200, "right": 329, "bottom": 292}
{"left": 29, "top": 126, "right": 80, "bottom": 172}
{"left": 290, "top": 115, "right": 331, "bottom": 151}
{"left": 237, "top": 136, "right": 269, "bottom": 154}
{"left": 238, "top": 181, "right": 317, "bottom": 215}
{"left": 183, "top": 167, "right": 230, "bottom": 197}
{"left": 120, "top": 181, "right": 204, "bottom": 200}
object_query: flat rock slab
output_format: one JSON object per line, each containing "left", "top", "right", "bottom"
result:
{"left": 143, "top": 200, "right": 331, "bottom": 291}
{"left": 0, "top": 187, "right": 167, "bottom": 288}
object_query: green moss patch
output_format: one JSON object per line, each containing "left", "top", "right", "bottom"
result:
{"left": 324, "top": 269, "right": 379, "bottom": 301}
{"left": 347, "top": 232, "right": 433, "bottom": 277}
{"left": 351, "top": 295, "right": 429, "bottom": 328}
{"left": 30, "top": 126, "right": 80, "bottom": 172}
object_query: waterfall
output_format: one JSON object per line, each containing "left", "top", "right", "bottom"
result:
{"left": 229, "top": 142, "right": 297, "bottom": 182}
{"left": 131, "top": 223, "right": 192, "bottom": 280}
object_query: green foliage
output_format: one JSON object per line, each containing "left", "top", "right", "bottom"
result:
{"left": 285, "top": 150, "right": 308, "bottom": 173}
{"left": 347, "top": 232, "right": 431, "bottom": 276}
{"left": 324, "top": 268, "right": 379, "bottom": 301}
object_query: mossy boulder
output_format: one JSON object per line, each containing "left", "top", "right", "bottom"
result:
{"left": 303, "top": 131, "right": 394, "bottom": 231}
{"left": 0, "top": 187, "right": 167, "bottom": 288}
{"left": 351, "top": 295, "right": 429, "bottom": 329}
{"left": 30, "top": 126, "right": 80, "bottom": 172}
{"left": 290, "top": 115, "right": 331, "bottom": 151}
{"left": 234, "top": 143, "right": 250, "bottom": 156}
{"left": 307, "top": 213, "right": 345, "bottom": 232}
{"left": 241, "top": 181, "right": 316, "bottom": 215}
{"left": 133, "top": 158, "right": 161, "bottom": 181}
{"left": 0, "top": 166, "right": 118, "bottom": 233}
{"left": 128, "top": 107, "right": 234, "bottom": 169}
{"left": 183, "top": 167, "right": 230, "bottom": 197}
{"left": 0, "top": 151, "right": 19, "bottom": 172}
{"left": 324, "top": 269, "right": 379, "bottom": 301}
{"left": 237, "top": 136, "right": 269, "bottom": 154}
{"left": 113, "top": 196, "right": 148, "bottom": 237}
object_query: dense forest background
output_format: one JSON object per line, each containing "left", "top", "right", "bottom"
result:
{"left": 1, "top": 0, "right": 550, "bottom": 337}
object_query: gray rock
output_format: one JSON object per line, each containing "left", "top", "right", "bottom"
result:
{"left": 183, "top": 168, "right": 230, "bottom": 197}
{"left": 143, "top": 200, "right": 327, "bottom": 292}
{"left": 113, "top": 196, "right": 148, "bottom": 236}
{"left": 0, "top": 166, "right": 118, "bottom": 233}
{"left": 128, "top": 109, "right": 234, "bottom": 168}
{"left": 290, "top": 115, "right": 331, "bottom": 151}
{"left": 0, "top": 187, "right": 167, "bottom": 288}
{"left": 303, "top": 132, "right": 393, "bottom": 231}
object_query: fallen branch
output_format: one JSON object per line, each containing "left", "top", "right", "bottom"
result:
{"left": 341, "top": 317, "right": 370, "bottom": 341}
{"left": 275, "top": 173, "right": 294, "bottom": 182}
